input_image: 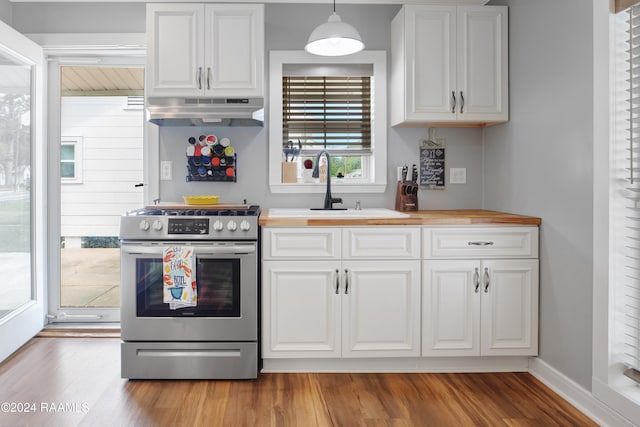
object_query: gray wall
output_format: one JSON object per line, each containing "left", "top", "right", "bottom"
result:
{"left": 484, "top": 0, "right": 593, "bottom": 389}
{"left": 0, "top": 0, "right": 10, "bottom": 26}
{"left": 12, "top": 2, "right": 145, "bottom": 33}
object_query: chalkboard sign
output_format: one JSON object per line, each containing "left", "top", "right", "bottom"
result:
{"left": 419, "top": 147, "right": 445, "bottom": 187}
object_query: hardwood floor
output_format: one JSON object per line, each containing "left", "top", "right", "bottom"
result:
{"left": 0, "top": 337, "right": 597, "bottom": 427}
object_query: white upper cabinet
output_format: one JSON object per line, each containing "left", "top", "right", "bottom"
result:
{"left": 391, "top": 5, "right": 508, "bottom": 126}
{"left": 146, "top": 3, "right": 264, "bottom": 98}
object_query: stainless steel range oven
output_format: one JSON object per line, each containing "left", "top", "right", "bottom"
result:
{"left": 119, "top": 205, "right": 260, "bottom": 379}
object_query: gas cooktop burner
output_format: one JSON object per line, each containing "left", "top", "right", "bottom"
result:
{"left": 127, "top": 205, "right": 261, "bottom": 217}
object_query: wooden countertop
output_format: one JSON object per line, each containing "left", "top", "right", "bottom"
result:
{"left": 259, "top": 209, "right": 541, "bottom": 227}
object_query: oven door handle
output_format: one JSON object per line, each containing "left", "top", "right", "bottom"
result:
{"left": 123, "top": 245, "right": 256, "bottom": 256}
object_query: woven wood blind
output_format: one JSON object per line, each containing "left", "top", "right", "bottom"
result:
{"left": 282, "top": 75, "right": 371, "bottom": 154}
{"left": 617, "top": 0, "right": 640, "bottom": 13}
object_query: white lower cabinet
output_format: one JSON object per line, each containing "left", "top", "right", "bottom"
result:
{"left": 261, "top": 225, "right": 539, "bottom": 365}
{"left": 422, "top": 227, "right": 539, "bottom": 357}
{"left": 343, "top": 260, "right": 421, "bottom": 357}
{"left": 262, "top": 227, "right": 421, "bottom": 358}
{"left": 262, "top": 260, "right": 341, "bottom": 357}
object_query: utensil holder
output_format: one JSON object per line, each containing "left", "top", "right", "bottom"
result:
{"left": 394, "top": 181, "right": 418, "bottom": 212}
{"left": 282, "top": 162, "right": 297, "bottom": 183}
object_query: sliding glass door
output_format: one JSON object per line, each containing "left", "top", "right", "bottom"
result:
{"left": 0, "top": 21, "right": 45, "bottom": 362}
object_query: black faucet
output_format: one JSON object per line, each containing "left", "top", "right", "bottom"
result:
{"left": 311, "top": 150, "right": 344, "bottom": 210}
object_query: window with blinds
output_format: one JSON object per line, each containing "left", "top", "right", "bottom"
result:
{"left": 282, "top": 65, "right": 372, "bottom": 155}
{"left": 614, "top": 5, "right": 640, "bottom": 378}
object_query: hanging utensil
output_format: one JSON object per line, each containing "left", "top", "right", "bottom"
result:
{"left": 283, "top": 141, "right": 294, "bottom": 162}
{"left": 290, "top": 139, "right": 302, "bottom": 162}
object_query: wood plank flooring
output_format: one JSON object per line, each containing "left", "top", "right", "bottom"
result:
{"left": 0, "top": 337, "right": 597, "bottom": 427}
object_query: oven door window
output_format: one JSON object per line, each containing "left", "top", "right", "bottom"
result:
{"left": 136, "top": 257, "right": 241, "bottom": 317}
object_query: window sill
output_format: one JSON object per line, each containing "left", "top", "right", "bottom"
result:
{"left": 270, "top": 181, "right": 386, "bottom": 194}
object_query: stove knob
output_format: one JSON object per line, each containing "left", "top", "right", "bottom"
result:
{"left": 240, "top": 220, "right": 251, "bottom": 232}
{"left": 227, "top": 220, "right": 237, "bottom": 231}
{"left": 213, "top": 220, "right": 224, "bottom": 231}
{"left": 152, "top": 220, "right": 163, "bottom": 231}
{"left": 139, "top": 220, "right": 150, "bottom": 231}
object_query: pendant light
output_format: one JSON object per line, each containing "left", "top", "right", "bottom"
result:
{"left": 304, "top": 0, "right": 364, "bottom": 56}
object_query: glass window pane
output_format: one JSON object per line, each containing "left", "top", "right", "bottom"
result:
{"left": 0, "top": 54, "right": 32, "bottom": 319}
{"left": 60, "top": 144, "right": 75, "bottom": 161}
{"left": 60, "top": 162, "right": 75, "bottom": 178}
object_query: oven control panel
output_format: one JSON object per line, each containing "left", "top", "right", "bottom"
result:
{"left": 120, "top": 214, "right": 259, "bottom": 240}
{"left": 167, "top": 218, "right": 210, "bottom": 235}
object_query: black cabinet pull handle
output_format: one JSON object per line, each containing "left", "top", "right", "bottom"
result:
{"left": 468, "top": 241, "right": 494, "bottom": 246}
{"left": 483, "top": 267, "right": 490, "bottom": 293}
{"left": 344, "top": 269, "right": 349, "bottom": 294}
{"left": 474, "top": 267, "right": 480, "bottom": 293}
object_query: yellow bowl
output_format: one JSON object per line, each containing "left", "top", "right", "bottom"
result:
{"left": 183, "top": 195, "right": 220, "bottom": 205}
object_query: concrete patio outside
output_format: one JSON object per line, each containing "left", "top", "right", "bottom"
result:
{"left": 60, "top": 248, "right": 120, "bottom": 307}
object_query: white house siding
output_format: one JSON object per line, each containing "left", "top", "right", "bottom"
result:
{"left": 60, "top": 96, "right": 143, "bottom": 239}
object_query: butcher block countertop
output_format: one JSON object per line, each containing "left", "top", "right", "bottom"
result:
{"left": 259, "top": 209, "right": 541, "bottom": 227}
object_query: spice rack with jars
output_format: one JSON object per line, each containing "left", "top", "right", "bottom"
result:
{"left": 185, "top": 134, "right": 237, "bottom": 182}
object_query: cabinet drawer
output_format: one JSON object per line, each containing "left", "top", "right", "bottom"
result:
{"left": 344, "top": 227, "right": 420, "bottom": 259}
{"left": 423, "top": 227, "right": 538, "bottom": 259}
{"left": 262, "top": 228, "right": 341, "bottom": 259}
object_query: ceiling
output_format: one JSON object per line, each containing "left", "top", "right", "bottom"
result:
{"left": 61, "top": 66, "right": 144, "bottom": 96}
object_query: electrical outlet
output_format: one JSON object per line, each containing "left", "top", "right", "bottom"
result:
{"left": 450, "top": 168, "right": 466, "bottom": 184}
{"left": 160, "top": 161, "right": 173, "bottom": 181}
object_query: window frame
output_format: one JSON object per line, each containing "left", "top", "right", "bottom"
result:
{"left": 268, "top": 50, "right": 387, "bottom": 194}
{"left": 60, "top": 136, "right": 83, "bottom": 183}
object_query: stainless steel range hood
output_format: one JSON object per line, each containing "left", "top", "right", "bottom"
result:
{"left": 146, "top": 97, "right": 264, "bottom": 127}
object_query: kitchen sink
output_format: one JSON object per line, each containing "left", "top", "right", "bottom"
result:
{"left": 267, "top": 208, "right": 411, "bottom": 219}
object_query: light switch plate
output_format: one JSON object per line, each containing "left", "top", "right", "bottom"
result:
{"left": 160, "top": 161, "right": 172, "bottom": 181}
{"left": 450, "top": 167, "right": 466, "bottom": 184}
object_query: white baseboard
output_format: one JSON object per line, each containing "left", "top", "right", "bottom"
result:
{"left": 528, "top": 357, "right": 634, "bottom": 427}
{"left": 262, "top": 356, "right": 530, "bottom": 373}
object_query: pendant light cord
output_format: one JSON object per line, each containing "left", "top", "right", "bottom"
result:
{"left": 333, "top": 0, "right": 336, "bottom": 13}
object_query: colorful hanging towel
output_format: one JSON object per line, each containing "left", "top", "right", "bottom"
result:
{"left": 163, "top": 246, "right": 197, "bottom": 310}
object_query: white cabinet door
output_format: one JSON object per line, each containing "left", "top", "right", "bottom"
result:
{"left": 146, "top": 4, "right": 204, "bottom": 97}
{"left": 342, "top": 261, "right": 421, "bottom": 357}
{"left": 406, "top": 5, "right": 456, "bottom": 122}
{"left": 262, "top": 227, "right": 341, "bottom": 260}
{"left": 456, "top": 6, "right": 508, "bottom": 122}
{"left": 262, "top": 261, "right": 341, "bottom": 358}
{"left": 422, "top": 260, "right": 481, "bottom": 356}
{"left": 343, "top": 227, "right": 420, "bottom": 260}
{"left": 204, "top": 4, "right": 263, "bottom": 96}
{"left": 481, "top": 259, "right": 539, "bottom": 356}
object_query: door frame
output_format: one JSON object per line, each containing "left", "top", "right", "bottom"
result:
{"left": 37, "top": 34, "right": 151, "bottom": 323}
